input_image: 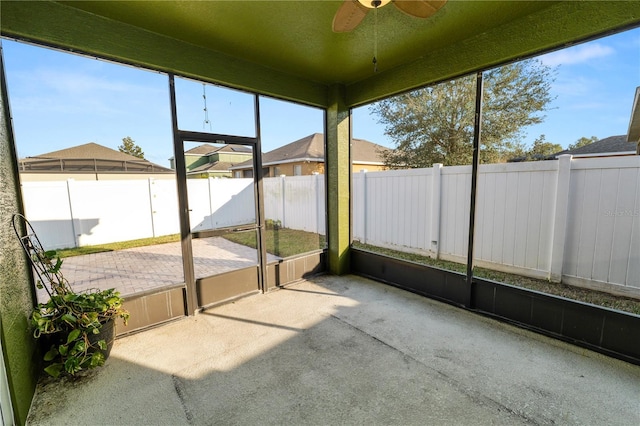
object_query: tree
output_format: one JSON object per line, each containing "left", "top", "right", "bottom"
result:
{"left": 524, "top": 134, "right": 563, "bottom": 160}
{"left": 118, "top": 136, "right": 144, "bottom": 159}
{"left": 567, "top": 136, "right": 598, "bottom": 151}
{"left": 371, "top": 59, "right": 556, "bottom": 167}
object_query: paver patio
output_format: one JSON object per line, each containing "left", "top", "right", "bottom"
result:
{"left": 55, "top": 237, "right": 279, "bottom": 297}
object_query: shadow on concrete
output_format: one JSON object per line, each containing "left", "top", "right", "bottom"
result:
{"left": 27, "top": 275, "right": 640, "bottom": 425}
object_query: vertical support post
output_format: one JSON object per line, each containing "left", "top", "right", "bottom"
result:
{"left": 0, "top": 42, "right": 37, "bottom": 426}
{"left": 430, "top": 163, "right": 442, "bottom": 259}
{"left": 252, "top": 94, "right": 268, "bottom": 292}
{"left": 325, "top": 84, "right": 352, "bottom": 275}
{"left": 549, "top": 154, "right": 572, "bottom": 282}
{"left": 168, "top": 74, "right": 197, "bottom": 315}
{"left": 466, "top": 71, "right": 484, "bottom": 307}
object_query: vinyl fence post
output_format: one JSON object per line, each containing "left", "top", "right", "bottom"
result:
{"left": 66, "top": 178, "right": 78, "bottom": 248}
{"left": 549, "top": 154, "right": 572, "bottom": 282}
{"left": 430, "top": 163, "right": 442, "bottom": 259}
{"left": 315, "top": 173, "right": 321, "bottom": 234}
{"left": 208, "top": 177, "right": 214, "bottom": 230}
{"left": 148, "top": 178, "right": 156, "bottom": 238}
{"left": 281, "top": 174, "right": 286, "bottom": 228}
{"left": 361, "top": 170, "right": 367, "bottom": 244}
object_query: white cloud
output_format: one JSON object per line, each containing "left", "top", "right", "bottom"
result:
{"left": 540, "top": 43, "right": 614, "bottom": 67}
{"left": 9, "top": 66, "right": 167, "bottom": 117}
{"left": 565, "top": 101, "right": 608, "bottom": 111}
{"left": 551, "top": 76, "right": 596, "bottom": 97}
{"left": 32, "top": 68, "right": 147, "bottom": 95}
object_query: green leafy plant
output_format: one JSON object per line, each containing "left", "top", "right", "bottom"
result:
{"left": 31, "top": 251, "right": 129, "bottom": 378}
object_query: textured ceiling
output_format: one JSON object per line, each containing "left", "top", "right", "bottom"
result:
{"left": 2, "top": 1, "right": 640, "bottom": 107}
{"left": 56, "top": 1, "right": 550, "bottom": 84}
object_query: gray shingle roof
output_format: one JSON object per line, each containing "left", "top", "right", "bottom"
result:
{"left": 184, "top": 144, "right": 218, "bottom": 155}
{"left": 232, "top": 133, "right": 389, "bottom": 169}
{"left": 260, "top": 133, "right": 325, "bottom": 164}
{"left": 555, "top": 135, "right": 636, "bottom": 157}
{"left": 188, "top": 161, "right": 238, "bottom": 174}
{"left": 185, "top": 143, "right": 252, "bottom": 155}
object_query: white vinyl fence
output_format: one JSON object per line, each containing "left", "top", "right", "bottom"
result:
{"left": 263, "top": 174, "right": 326, "bottom": 234}
{"left": 22, "top": 175, "right": 326, "bottom": 250}
{"left": 353, "top": 155, "right": 640, "bottom": 298}
{"left": 22, "top": 155, "right": 639, "bottom": 297}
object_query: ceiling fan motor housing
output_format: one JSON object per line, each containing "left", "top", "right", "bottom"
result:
{"left": 359, "top": 0, "right": 391, "bottom": 8}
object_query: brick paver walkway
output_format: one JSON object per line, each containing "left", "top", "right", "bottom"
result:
{"left": 56, "top": 237, "right": 279, "bottom": 297}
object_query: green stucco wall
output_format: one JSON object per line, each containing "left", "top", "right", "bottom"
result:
{"left": 326, "top": 85, "right": 351, "bottom": 275}
{"left": 0, "top": 48, "right": 39, "bottom": 426}
{"left": 217, "top": 152, "right": 252, "bottom": 163}
{"left": 185, "top": 155, "right": 207, "bottom": 171}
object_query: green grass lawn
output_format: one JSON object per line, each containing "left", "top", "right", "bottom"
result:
{"left": 223, "top": 228, "right": 326, "bottom": 258}
{"left": 353, "top": 242, "right": 640, "bottom": 315}
{"left": 55, "top": 228, "right": 326, "bottom": 260}
{"left": 55, "top": 234, "right": 180, "bottom": 258}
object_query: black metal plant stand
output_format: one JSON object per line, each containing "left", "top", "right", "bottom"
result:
{"left": 13, "top": 213, "right": 128, "bottom": 377}
{"left": 12, "top": 213, "right": 69, "bottom": 298}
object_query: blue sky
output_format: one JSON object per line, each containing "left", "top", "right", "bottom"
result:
{"left": 2, "top": 25, "right": 639, "bottom": 167}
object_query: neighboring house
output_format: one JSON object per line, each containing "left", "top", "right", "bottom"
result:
{"left": 554, "top": 87, "right": 639, "bottom": 159}
{"left": 169, "top": 143, "right": 253, "bottom": 178}
{"left": 554, "top": 135, "right": 637, "bottom": 159}
{"left": 18, "top": 142, "right": 174, "bottom": 181}
{"left": 230, "top": 133, "right": 389, "bottom": 178}
{"left": 512, "top": 86, "right": 640, "bottom": 162}
{"left": 627, "top": 86, "right": 640, "bottom": 154}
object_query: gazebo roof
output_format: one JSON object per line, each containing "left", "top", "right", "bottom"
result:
{"left": 19, "top": 142, "right": 173, "bottom": 173}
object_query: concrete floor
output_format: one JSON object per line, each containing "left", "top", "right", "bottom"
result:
{"left": 27, "top": 275, "right": 640, "bottom": 425}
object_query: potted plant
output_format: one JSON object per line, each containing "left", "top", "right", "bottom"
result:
{"left": 30, "top": 250, "right": 129, "bottom": 378}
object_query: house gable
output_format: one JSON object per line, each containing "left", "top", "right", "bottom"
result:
{"left": 180, "top": 144, "right": 253, "bottom": 178}
{"left": 230, "top": 133, "right": 389, "bottom": 176}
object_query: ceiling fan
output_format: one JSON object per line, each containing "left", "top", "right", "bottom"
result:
{"left": 332, "top": 0, "right": 447, "bottom": 33}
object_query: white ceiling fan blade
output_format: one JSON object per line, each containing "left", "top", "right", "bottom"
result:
{"left": 333, "top": 0, "right": 369, "bottom": 33}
